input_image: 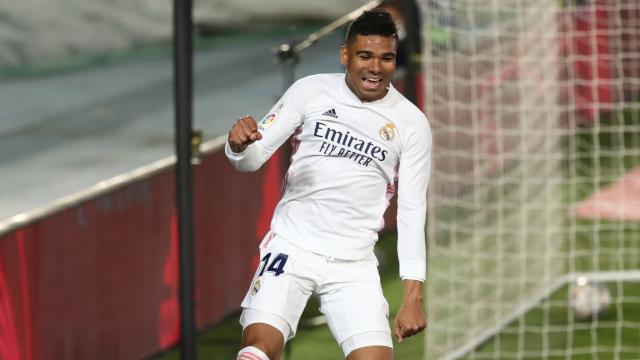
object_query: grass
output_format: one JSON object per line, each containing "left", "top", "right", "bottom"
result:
{"left": 149, "top": 312, "right": 243, "bottom": 360}
{"left": 468, "top": 281, "right": 640, "bottom": 359}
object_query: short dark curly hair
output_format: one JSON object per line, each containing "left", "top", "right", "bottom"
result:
{"left": 345, "top": 9, "right": 399, "bottom": 45}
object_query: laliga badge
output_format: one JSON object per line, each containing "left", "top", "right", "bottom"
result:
{"left": 379, "top": 122, "right": 396, "bottom": 141}
{"left": 258, "top": 113, "right": 277, "bottom": 132}
{"left": 251, "top": 278, "right": 262, "bottom": 295}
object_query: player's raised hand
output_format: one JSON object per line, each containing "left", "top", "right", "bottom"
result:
{"left": 228, "top": 115, "right": 263, "bottom": 153}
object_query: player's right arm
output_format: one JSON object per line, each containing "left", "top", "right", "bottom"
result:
{"left": 225, "top": 77, "right": 312, "bottom": 172}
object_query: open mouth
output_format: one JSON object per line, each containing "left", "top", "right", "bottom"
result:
{"left": 362, "top": 76, "right": 383, "bottom": 90}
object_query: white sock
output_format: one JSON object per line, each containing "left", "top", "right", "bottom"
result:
{"left": 237, "top": 345, "right": 270, "bottom": 360}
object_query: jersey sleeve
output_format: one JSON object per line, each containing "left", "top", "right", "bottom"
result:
{"left": 225, "top": 78, "right": 309, "bottom": 172}
{"left": 396, "top": 115, "right": 432, "bottom": 281}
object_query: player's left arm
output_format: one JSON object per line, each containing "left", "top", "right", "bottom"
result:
{"left": 393, "top": 113, "right": 432, "bottom": 342}
{"left": 394, "top": 279, "right": 426, "bottom": 342}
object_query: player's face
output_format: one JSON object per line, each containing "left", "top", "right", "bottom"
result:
{"left": 341, "top": 34, "right": 397, "bottom": 102}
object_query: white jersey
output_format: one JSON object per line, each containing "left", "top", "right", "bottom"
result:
{"left": 225, "top": 73, "right": 431, "bottom": 280}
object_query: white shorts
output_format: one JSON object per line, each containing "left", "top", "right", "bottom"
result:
{"left": 239, "top": 232, "right": 392, "bottom": 356}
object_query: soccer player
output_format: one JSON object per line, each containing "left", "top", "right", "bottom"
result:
{"left": 226, "top": 9, "right": 431, "bottom": 360}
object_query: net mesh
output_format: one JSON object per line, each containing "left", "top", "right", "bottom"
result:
{"left": 419, "top": 0, "right": 640, "bottom": 358}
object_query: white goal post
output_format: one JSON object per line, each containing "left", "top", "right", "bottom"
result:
{"left": 419, "top": 1, "right": 640, "bottom": 359}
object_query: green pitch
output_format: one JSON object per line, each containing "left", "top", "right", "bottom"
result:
{"left": 467, "top": 281, "right": 640, "bottom": 360}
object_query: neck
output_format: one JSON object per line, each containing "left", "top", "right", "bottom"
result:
{"left": 344, "top": 74, "right": 388, "bottom": 102}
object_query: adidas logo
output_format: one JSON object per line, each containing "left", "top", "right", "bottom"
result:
{"left": 322, "top": 108, "right": 338, "bottom": 118}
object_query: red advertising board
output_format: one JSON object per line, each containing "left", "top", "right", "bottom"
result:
{"left": 0, "top": 146, "right": 283, "bottom": 359}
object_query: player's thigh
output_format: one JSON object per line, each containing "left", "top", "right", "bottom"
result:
{"left": 318, "top": 258, "right": 392, "bottom": 357}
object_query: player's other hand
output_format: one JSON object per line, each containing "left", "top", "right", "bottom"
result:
{"left": 393, "top": 280, "right": 427, "bottom": 343}
{"left": 228, "top": 115, "right": 262, "bottom": 153}
{"left": 393, "top": 302, "right": 427, "bottom": 343}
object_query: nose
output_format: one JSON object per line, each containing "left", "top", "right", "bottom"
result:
{"left": 369, "top": 58, "right": 382, "bottom": 74}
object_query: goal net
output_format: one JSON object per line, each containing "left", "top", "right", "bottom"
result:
{"left": 419, "top": 0, "right": 640, "bottom": 359}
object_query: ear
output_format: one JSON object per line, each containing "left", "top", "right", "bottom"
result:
{"left": 339, "top": 45, "right": 348, "bottom": 66}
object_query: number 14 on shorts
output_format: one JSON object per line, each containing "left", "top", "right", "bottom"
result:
{"left": 258, "top": 252, "right": 289, "bottom": 277}
{"left": 251, "top": 252, "right": 289, "bottom": 295}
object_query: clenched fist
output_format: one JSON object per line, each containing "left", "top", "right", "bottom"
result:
{"left": 228, "top": 115, "right": 263, "bottom": 153}
{"left": 393, "top": 279, "right": 427, "bottom": 343}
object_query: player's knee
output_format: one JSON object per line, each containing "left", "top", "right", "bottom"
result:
{"left": 237, "top": 345, "right": 271, "bottom": 360}
{"left": 238, "top": 340, "right": 280, "bottom": 360}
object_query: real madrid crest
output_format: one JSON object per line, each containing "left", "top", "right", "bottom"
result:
{"left": 251, "top": 278, "right": 262, "bottom": 295}
{"left": 379, "top": 122, "right": 396, "bottom": 141}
